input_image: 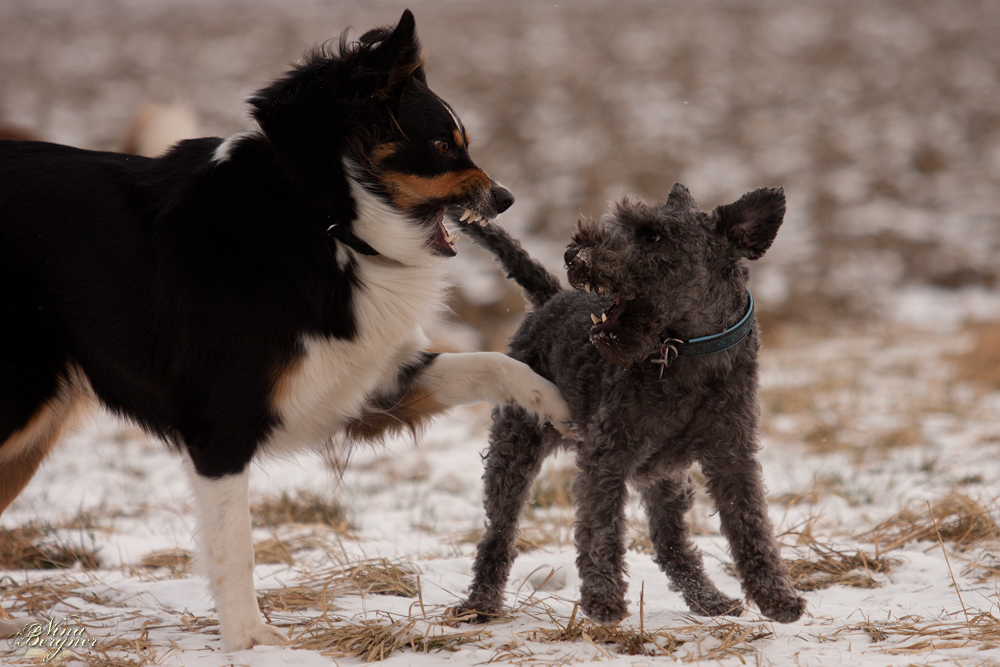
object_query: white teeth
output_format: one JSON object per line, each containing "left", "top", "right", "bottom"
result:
{"left": 446, "top": 235, "right": 458, "bottom": 245}
{"left": 479, "top": 218, "right": 489, "bottom": 227}
{"left": 472, "top": 213, "right": 483, "bottom": 222}
{"left": 591, "top": 313, "right": 600, "bottom": 325}
{"left": 598, "top": 286, "right": 606, "bottom": 294}
{"left": 460, "top": 209, "right": 473, "bottom": 222}
{"left": 601, "top": 312, "right": 608, "bottom": 323}
{"left": 585, "top": 283, "right": 591, "bottom": 293}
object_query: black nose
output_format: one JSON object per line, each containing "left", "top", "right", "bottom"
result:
{"left": 564, "top": 245, "right": 580, "bottom": 265}
{"left": 491, "top": 185, "right": 515, "bottom": 214}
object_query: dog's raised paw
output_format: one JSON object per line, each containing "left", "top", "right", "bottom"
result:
{"left": 223, "top": 622, "right": 287, "bottom": 651}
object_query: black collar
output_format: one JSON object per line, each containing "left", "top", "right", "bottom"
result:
{"left": 326, "top": 223, "right": 379, "bottom": 256}
{"left": 652, "top": 290, "right": 754, "bottom": 377}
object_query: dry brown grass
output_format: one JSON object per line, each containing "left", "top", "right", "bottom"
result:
{"left": 459, "top": 517, "right": 574, "bottom": 554}
{"left": 522, "top": 603, "right": 680, "bottom": 658}
{"left": 862, "top": 493, "right": 1000, "bottom": 552}
{"left": 0, "top": 525, "right": 100, "bottom": 571}
{"left": 251, "top": 491, "right": 351, "bottom": 532}
{"left": 294, "top": 614, "right": 489, "bottom": 661}
{"left": 259, "top": 584, "right": 340, "bottom": 615}
{"left": 826, "top": 612, "right": 1000, "bottom": 654}
{"left": 530, "top": 466, "right": 577, "bottom": 510}
{"left": 954, "top": 322, "right": 1000, "bottom": 391}
{"left": 139, "top": 548, "right": 191, "bottom": 576}
{"left": 305, "top": 558, "right": 419, "bottom": 598}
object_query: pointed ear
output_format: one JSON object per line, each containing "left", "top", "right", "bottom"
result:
{"left": 715, "top": 187, "right": 785, "bottom": 260}
{"left": 665, "top": 182, "right": 698, "bottom": 211}
{"left": 359, "top": 9, "right": 424, "bottom": 91}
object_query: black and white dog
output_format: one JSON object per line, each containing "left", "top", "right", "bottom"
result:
{"left": 0, "top": 11, "right": 569, "bottom": 650}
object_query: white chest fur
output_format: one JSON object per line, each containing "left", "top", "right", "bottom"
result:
{"left": 267, "top": 254, "right": 448, "bottom": 454}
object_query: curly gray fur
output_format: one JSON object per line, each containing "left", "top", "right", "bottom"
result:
{"left": 454, "top": 183, "right": 805, "bottom": 625}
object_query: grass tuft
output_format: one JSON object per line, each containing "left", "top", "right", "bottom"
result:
{"left": 251, "top": 491, "right": 351, "bottom": 532}
{"left": 294, "top": 614, "right": 488, "bottom": 661}
{"left": 862, "top": 493, "right": 1000, "bottom": 552}
{"left": 0, "top": 525, "right": 100, "bottom": 571}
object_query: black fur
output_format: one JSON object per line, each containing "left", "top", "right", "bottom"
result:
{"left": 454, "top": 184, "right": 807, "bottom": 625}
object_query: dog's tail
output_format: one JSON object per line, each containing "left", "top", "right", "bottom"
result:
{"left": 458, "top": 222, "right": 562, "bottom": 308}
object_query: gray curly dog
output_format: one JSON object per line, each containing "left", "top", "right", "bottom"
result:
{"left": 453, "top": 183, "right": 806, "bottom": 625}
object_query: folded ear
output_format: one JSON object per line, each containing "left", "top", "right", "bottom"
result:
{"left": 715, "top": 187, "right": 785, "bottom": 260}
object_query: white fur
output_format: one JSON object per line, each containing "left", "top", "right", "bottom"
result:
{"left": 185, "top": 459, "right": 285, "bottom": 651}
{"left": 344, "top": 161, "right": 441, "bottom": 267}
{"left": 211, "top": 131, "right": 257, "bottom": 165}
{"left": 419, "top": 351, "right": 571, "bottom": 423}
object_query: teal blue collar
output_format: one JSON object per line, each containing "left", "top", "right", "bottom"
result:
{"left": 652, "top": 290, "right": 754, "bottom": 377}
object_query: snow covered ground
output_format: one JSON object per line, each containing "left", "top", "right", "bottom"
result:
{"left": 3, "top": 322, "right": 1000, "bottom": 666}
{"left": 2, "top": 1, "right": 1000, "bottom": 665}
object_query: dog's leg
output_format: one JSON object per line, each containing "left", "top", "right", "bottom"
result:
{"left": 700, "top": 453, "right": 806, "bottom": 623}
{"left": 573, "top": 448, "right": 631, "bottom": 625}
{"left": 184, "top": 459, "right": 286, "bottom": 651}
{"left": 454, "top": 407, "right": 555, "bottom": 622}
{"left": 640, "top": 471, "right": 744, "bottom": 617}
{"left": 417, "top": 352, "right": 571, "bottom": 430}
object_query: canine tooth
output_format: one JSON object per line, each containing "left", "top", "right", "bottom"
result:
{"left": 479, "top": 218, "right": 489, "bottom": 227}
{"left": 460, "top": 209, "right": 473, "bottom": 222}
{"left": 591, "top": 313, "right": 600, "bottom": 325}
{"left": 601, "top": 312, "right": 608, "bottom": 322}
{"left": 585, "top": 283, "right": 591, "bottom": 293}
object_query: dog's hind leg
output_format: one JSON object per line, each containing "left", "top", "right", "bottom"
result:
{"left": 184, "top": 459, "right": 286, "bottom": 651}
{"left": 455, "top": 407, "right": 557, "bottom": 622}
{"left": 640, "top": 471, "right": 744, "bottom": 617}
{"left": 700, "top": 449, "right": 806, "bottom": 623}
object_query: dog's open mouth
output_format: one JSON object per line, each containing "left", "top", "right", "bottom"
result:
{"left": 427, "top": 206, "right": 494, "bottom": 257}
{"left": 590, "top": 293, "right": 627, "bottom": 335}
{"left": 427, "top": 207, "right": 460, "bottom": 257}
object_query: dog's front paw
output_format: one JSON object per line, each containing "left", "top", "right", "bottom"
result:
{"left": 449, "top": 602, "right": 501, "bottom": 625}
{"left": 757, "top": 594, "right": 806, "bottom": 623}
{"left": 222, "top": 621, "right": 287, "bottom": 651}
{"left": 581, "top": 595, "right": 629, "bottom": 626}
{"left": 522, "top": 380, "right": 571, "bottom": 428}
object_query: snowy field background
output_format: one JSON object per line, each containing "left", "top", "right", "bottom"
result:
{"left": 2, "top": 1, "right": 1000, "bottom": 665}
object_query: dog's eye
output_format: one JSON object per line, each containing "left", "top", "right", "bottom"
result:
{"left": 643, "top": 230, "right": 661, "bottom": 244}
{"left": 434, "top": 140, "right": 450, "bottom": 155}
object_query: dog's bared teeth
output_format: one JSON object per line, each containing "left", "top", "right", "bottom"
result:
{"left": 585, "top": 283, "right": 592, "bottom": 293}
{"left": 479, "top": 218, "right": 489, "bottom": 227}
{"left": 459, "top": 209, "right": 473, "bottom": 222}
{"left": 602, "top": 312, "right": 608, "bottom": 323}
{"left": 591, "top": 313, "right": 600, "bottom": 325}
{"left": 471, "top": 212, "right": 483, "bottom": 222}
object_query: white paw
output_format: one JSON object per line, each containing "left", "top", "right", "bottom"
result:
{"left": 1, "top": 616, "right": 26, "bottom": 639}
{"left": 222, "top": 621, "right": 287, "bottom": 651}
{"left": 523, "top": 378, "right": 572, "bottom": 427}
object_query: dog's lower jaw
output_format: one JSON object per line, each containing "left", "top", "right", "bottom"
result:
{"left": 185, "top": 462, "right": 286, "bottom": 652}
